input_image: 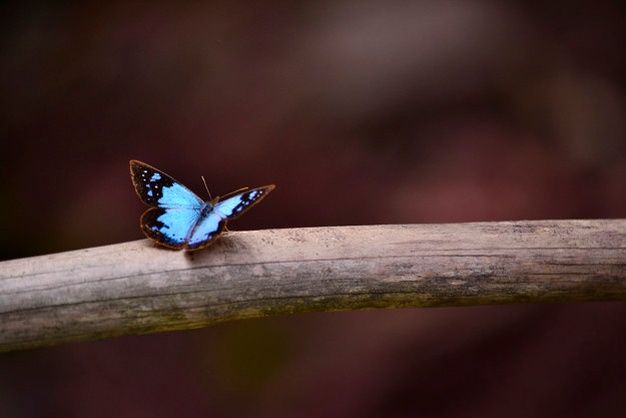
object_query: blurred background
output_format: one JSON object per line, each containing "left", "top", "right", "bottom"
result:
{"left": 1, "top": 1, "right": 626, "bottom": 416}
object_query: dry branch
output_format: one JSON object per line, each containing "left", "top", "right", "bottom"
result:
{"left": 1, "top": 220, "right": 626, "bottom": 352}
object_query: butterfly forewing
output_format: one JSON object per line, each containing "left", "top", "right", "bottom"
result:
{"left": 130, "top": 160, "right": 203, "bottom": 208}
{"left": 185, "top": 186, "right": 274, "bottom": 250}
{"left": 214, "top": 185, "right": 275, "bottom": 221}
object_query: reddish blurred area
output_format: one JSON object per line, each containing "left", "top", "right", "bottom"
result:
{"left": 1, "top": 1, "right": 625, "bottom": 417}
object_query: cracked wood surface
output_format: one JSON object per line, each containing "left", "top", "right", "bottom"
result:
{"left": 1, "top": 220, "right": 626, "bottom": 352}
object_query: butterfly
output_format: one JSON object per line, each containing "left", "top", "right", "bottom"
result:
{"left": 130, "top": 160, "right": 275, "bottom": 251}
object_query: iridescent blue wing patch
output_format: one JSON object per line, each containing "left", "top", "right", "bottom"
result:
{"left": 141, "top": 207, "right": 201, "bottom": 249}
{"left": 130, "top": 160, "right": 203, "bottom": 208}
{"left": 214, "top": 186, "right": 276, "bottom": 221}
{"left": 130, "top": 160, "right": 275, "bottom": 251}
{"left": 187, "top": 212, "right": 225, "bottom": 250}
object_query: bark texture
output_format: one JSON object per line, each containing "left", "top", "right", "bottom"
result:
{"left": 1, "top": 220, "right": 625, "bottom": 352}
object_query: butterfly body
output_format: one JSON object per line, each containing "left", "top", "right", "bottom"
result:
{"left": 130, "top": 160, "right": 275, "bottom": 251}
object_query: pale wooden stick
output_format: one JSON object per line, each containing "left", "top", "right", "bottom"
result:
{"left": 1, "top": 220, "right": 626, "bottom": 352}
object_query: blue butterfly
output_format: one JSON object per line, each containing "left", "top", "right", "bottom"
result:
{"left": 130, "top": 160, "right": 275, "bottom": 251}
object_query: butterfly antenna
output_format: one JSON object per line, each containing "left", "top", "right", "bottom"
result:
{"left": 201, "top": 176, "right": 213, "bottom": 200}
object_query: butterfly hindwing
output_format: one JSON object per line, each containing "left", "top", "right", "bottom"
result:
{"left": 130, "top": 160, "right": 203, "bottom": 208}
{"left": 141, "top": 207, "right": 201, "bottom": 249}
{"left": 187, "top": 212, "right": 226, "bottom": 250}
{"left": 214, "top": 185, "right": 276, "bottom": 221}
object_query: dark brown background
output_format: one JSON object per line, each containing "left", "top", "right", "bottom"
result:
{"left": 1, "top": 1, "right": 625, "bottom": 417}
